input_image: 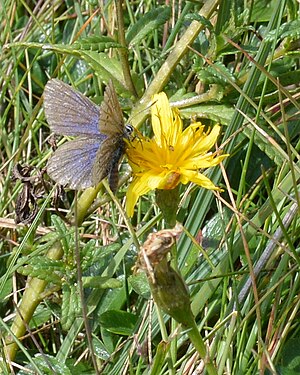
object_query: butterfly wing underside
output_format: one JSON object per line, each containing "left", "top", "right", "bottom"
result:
{"left": 47, "top": 136, "right": 106, "bottom": 190}
{"left": 44, "top": 79, "right": 101, "bottom": 136}
{"left": 45, "top": 79, "right": 127, "bottom": 191}
{"left": 91, "top": 81, "right": 127, "bottom": 191}
{"left": 99, "top": 81, "right": 124, "bottom": 135}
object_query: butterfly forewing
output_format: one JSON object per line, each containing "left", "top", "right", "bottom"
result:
{"left": 99, "top": 81, "right": 124, "bottom": 135}
{"left": 44, "top": 79, "right": 101, "bottom": 137}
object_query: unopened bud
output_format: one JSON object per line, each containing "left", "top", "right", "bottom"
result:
{"left": 138, "top": 225, "right": 194, "bottom": 327}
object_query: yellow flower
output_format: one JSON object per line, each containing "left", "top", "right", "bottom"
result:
{"left": 125, "top": 92, "right": 228, "bottom": 217}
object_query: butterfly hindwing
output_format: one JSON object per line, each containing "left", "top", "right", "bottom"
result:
{"left": 47, "top": 135, "right": 106, "bottom": 190}
{"left": 91, "top": 135, "right": 124, "bottom": 189}
{"left": 44, "top": 79, "right": 101, "bottom": 137}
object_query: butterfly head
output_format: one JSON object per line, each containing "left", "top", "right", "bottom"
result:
{"left": 124, "top": 123, "right": 134, "bottom": 139}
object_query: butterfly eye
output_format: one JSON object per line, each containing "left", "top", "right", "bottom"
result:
{"left": 125, "top": 124, "right": 134, "bottom": 137}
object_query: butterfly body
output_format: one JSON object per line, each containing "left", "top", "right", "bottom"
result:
{"left": 44, "top": 79, "right": 131, "bottom": 192}
{"left": 103, "top": 135, "right": 126, "bottom": 192}
{"left": 91, "top": 129, "right": 131, "bottom": 192}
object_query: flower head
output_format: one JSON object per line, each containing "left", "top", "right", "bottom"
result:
{"left": 125, "top": 92, "right": 228, "bottom": 217}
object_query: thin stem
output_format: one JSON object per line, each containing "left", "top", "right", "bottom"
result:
{"left": 184, "top": 319, "right": 218, "bottom": 375}
{"left": 74, "top": 195, "right": 99, "bottom": 374}
{"left": 115, "top": 0, "right": 137, "bottom": 97}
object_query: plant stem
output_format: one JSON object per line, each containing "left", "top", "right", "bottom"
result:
{"left": 5, "top": 242, "right": 63, "bottom": 362}
{"left": 184, "top": 319, "right": 218, "bottom": 375}
{"left": 115, "top": 0, "right": 137, "bottom": 97}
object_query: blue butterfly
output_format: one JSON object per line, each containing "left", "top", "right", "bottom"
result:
{"left": 44, "top": 79, "right": 132, "bottom": 192}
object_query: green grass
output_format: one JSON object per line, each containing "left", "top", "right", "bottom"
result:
{"left": 1, "top": 0, "right": 300, "bottom": 374}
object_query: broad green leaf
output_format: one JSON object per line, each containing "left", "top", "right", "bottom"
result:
{"left": 128, "top": 273, "right": 151, "bottom": 299}
{"left": 5, "top": 42, "right": 134, "bottom": 96}
{"left": 181, "top": 104, "right": 234, "bottom": 125}
{"left": 92, "top": 337, "right": 111, "bottom": 360}
{"left": 195, "top": 61, "right": 236, "bottom": 85}
{"left": 29, "top": 305, "right": 52, "bottom": 329}
{"left": 65, "top": 359, "right": 94, "bottom": 374}
{"left": 99, "top": 310, "right": 137, "bottom": 335}
{"left": 280, "top": 338, "right": 300, "bottom": 372}
{"left": 265, "top": 20, "right": 300, "bottom": 42}
{"left": 19, "top": 355, "right": 72, "bottom": 375}
{"left": 81, "top": 241, "right": 120, "bottom": 271}
{"left": 0, "top": 276, "right": 12, "bottom": 307}
{"left": 184, "top": 13, "right": 213, "bottom": 31}
{"left": 126, "top": 7, "right": 171, "bottom": 47}
{"left": 78, "top": 51, "right": 132, "bottom": 96}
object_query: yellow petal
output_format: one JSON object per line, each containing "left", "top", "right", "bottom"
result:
{"left": 192, "top": 125, "right": 221, "bottom": 154}
{"left": 126, "top": 176, "right": 151, "bottom": 217}
{"left": 152, "top": 93, "right": 172, "bottom": 148}
{"left": 182, "top": 170, "right": 221, "bottom": 190}
{"left": 182, "top": 154, "right": 228, "bottom": 169}
{"left": 146, "top": 171, "right": 170, "bottom": 189}
{"left": 151, "top": 93, "right": 182, "bottom": 148}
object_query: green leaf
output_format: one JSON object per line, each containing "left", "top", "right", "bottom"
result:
{"left": 29, "top": 305, "right": 53, "bottom": 329}
{"left": 5, "top": 41, "right": 134, "bottom": 97}
{"left": 265, "top": 20, "right": 300, "bottom": 42}
{"left": 184, "top": 13, "right": 213, "bottom": 31}
{"left": 180, "top": 104, "right": 234, "bottom": 125}
{"left": 92, "top": 337, "right": 111, "bottom": 360}
{"left": 61, "top": 283, "right": 81, "bottom": 330}
{"left": 250, "top": 0, "right": 278, "bottom": 22}
{"left": 150, "top": 341, "right": 170, "bottom": 375}
{"left": 65, "top": 359, "right": 94, "bottom": 374}
{"left": 18, "top": 354, "right": 72, "bottom": 375}
{"left": 128, "top": 273, "right": 151, "bottom": 299}
{"left": 6, "top": 36, "right": 123, "bottom": 55}
{"left": 17, "top": 257, "right": 64, "bottom": 284}
{"left": 281, "top": 338, "right": 300, "bottom": 371}
{"left": 126, "top": 7, "right": 171, "bottom": 46}
{"left": 0, "top": 276, "right": 12, "bottom": 307}
{"left": 72, "top": 35, "right": 123, "bottom": 51}
{"left": 78, "top": 51, "right": 132, "bottom": 96}
{"left": 51, "top": 215, "right": 72, "bottom": 255}
{"left": 195, "top": 61, "right": 236, "bottom": 85}
{"left": 82, "top": 276, "right": 122, "bottom": 289}
{"left": 81, "top": 241, "right": 120, "bottom": 271}
{"left": 99, "top": 310, "right": 137, "bottom": 336}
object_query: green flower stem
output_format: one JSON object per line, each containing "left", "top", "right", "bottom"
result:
{"left": 155, "top": 187, "right": 180, "bottom": 227}
{"left": 184, "top": 319, "right": 217, "bottom": 375}
{"left": 155, "top": 304, "right": 175, "bottom": 372}
{"left": 75, "top": 186, "right": 101, "bottom": 226}
{"left": 5, "top": 242, "right": 63, "bottom": 362}
{"left": 129, "top": 0, "right": 219, "bottom": 128}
